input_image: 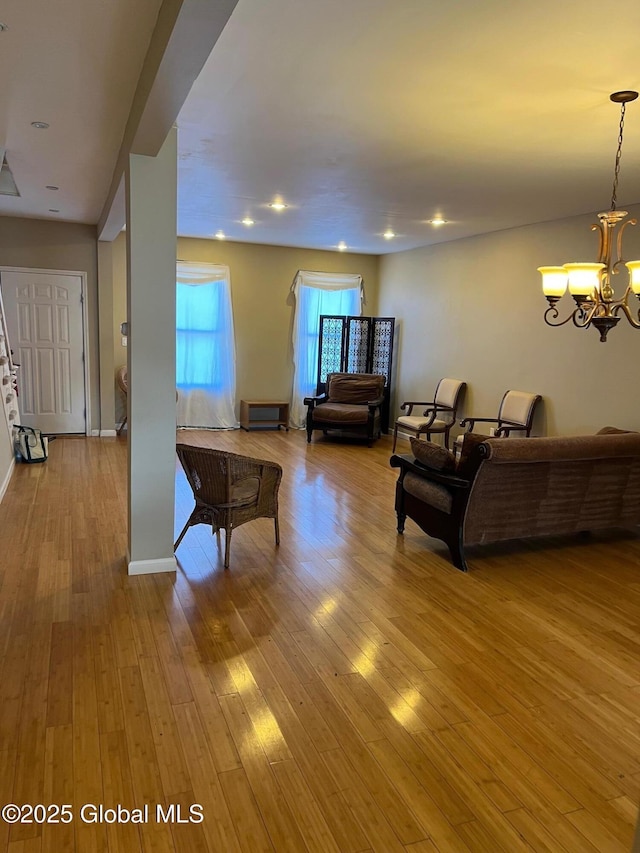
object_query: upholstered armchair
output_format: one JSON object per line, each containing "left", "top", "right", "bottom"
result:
{"left": 392, "top": 378, "right": 466, "bottom": 452}
{"left": 174, "top": 444, "right": 282, "bottom": 569}
{"left": 304, "top": 372, "right": 385, "bottom": 445}
{"left": 459, "top": 390, "right": 541, "bottom": 440}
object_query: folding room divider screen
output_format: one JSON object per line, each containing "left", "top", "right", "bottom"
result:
{"left": 316, "top": 315, "right": 395, "bottom": 432}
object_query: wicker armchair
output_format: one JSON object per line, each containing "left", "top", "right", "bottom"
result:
{"left": 174, "top": 443, "right": 282, "bottom": 568}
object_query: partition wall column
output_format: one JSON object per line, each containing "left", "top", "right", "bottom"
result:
{"left": 125, "top": 126, "right": 177, "bottom": 575}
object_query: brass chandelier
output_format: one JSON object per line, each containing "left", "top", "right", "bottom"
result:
{"left": 538, "top": 90, "right": 640, "bottom": 342}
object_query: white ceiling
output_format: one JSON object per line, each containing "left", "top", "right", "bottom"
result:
{"left": 3, "top": 0, "right": 640, "bottom": 256}
{"left": 0, "top": 0, "right": 164, "bottom": 224}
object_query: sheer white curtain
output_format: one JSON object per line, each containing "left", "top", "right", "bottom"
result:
{"left": 290, "top": 270, "right": 363, "bottom": 428}
{"left": 176, "top": 262, "right": 238, "bottom": 429}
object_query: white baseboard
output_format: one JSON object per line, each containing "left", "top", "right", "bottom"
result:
{"left": 99, "top": 429, "right": 117, "bottom": 437}
{"left": 0, "top": 457, "right": 15, "bottom": 503}
{"left": 90, "top": 429, "right": 100, "bottom": 437}
{"left": 127, "top": 555, "right": 177, "bottom": 575}
{"left": 394, "top": 428, "right": 446, "bottom": 447}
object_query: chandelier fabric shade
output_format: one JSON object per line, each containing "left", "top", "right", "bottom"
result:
{"left": 538, "top": 91, "right": 640, "bottom": 342}
{"left": 626, "top": 260, "right": 640, "bottom": 294}
{"left": 539, "top": 266, "right": 568, "bottom": 299}
{"left": 565, "top": 263, "right": 605, "bottom": 297}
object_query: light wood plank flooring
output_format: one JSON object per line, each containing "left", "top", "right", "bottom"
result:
{"left": 0, "top": 427, "right": 639, "bottom": 852}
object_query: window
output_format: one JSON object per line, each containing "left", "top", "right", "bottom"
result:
{"left": 176, "top": 262, "right": 237, "bottom": 429}
{"left": 290, "top": 270, "right": 362, "bottom": 427}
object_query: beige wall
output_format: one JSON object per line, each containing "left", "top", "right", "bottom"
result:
{"left": 378, "top": 204, "right": 640, "bottom": 438}
{"left": 0, "top": 217, "right": 100, "bottom": 432}
{"left": 110, "top": 234, "right": 380, "bottom": 421}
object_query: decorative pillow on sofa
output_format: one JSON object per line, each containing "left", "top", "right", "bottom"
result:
{"left": 410, "top": 437, "right": 456, "bottom": 472}
{"left": 455, "top": 432, "right": 488, "bottom": 477}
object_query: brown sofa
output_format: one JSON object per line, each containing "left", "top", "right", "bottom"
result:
{"left": 304, "top": 372, "right": 385, "bottom": 445}
{"left": 391, "top": 430, "right": 640, "bottom": 571}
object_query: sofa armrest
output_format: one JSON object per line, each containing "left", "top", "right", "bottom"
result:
{"left": 390, "top": 454, "right": 471, "bottom": 490}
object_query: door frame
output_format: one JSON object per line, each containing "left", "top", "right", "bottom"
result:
{"left": 0, "top": 266, "right": 91, "bottom": 437}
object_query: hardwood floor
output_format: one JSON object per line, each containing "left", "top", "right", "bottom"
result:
{"left": 0, "top": 427, "right": 639, "bottom": 852}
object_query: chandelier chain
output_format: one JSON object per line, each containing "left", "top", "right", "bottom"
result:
{"left": 610, "top": 102, "right": 627, "bottom": 212}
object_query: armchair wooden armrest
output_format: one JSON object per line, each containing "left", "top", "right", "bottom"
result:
{"left": 460, "top": 416, "right": 499, "bottom": 432}
{"left": 420, "top": 403, "right": 456, "bottom": 428}
{"left": 494, "top": 422, "right": 530, "bottom": 438}
{"left": 400, "top": 400, "right": 434, "bottom": 415}
{"left": 400, "top": 401, "right": 455, "bottom": 425}
{"left": 303, "top": 393, "right": 327, "bottom": 408}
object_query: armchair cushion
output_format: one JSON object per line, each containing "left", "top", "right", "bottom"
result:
{"left": 398, "top": 415, "right": 449, "bottom": 431}
{"left": 312, "top": 402, "right": 370, "bottom": 424}
{"left": 410, "top": 437, "right": 456, "bottom": 472}
{"left": 326, "top": 372, "right": 384, "bottom": 404}
{"left": 230, "top": 477, "right": 261, "bottom": 506}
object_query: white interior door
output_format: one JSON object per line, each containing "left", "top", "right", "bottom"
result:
{"left": 0, "top": 270, "right": 86, "bottom": 434}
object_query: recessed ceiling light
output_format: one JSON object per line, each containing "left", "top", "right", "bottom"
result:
{"left": 46, "top": 185, "right": 59, "bottom": 191}
{"left": 269, "top": 201, "right": 288, "bottom": 211}
{"left": 337, "top": 241, "right": 347, "bottom": 251}
{"left": 383, "top": 229, "right": 395, "bottom": 240}
{"left": 429, "top": 217, "right": 447, "bottom": 226}
{"left": 215, "top": 230, "right": 225, "bottom": 240}
{"left": 31, "top": 121, "right": 50, "bottom": 130}
{"left": 242, "top": 217, "right": 254, "bottom": 226}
